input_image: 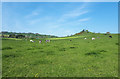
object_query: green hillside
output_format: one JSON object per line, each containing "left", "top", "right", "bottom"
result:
{"left": 2, "top": 32, "right": 119, "bottom": 77}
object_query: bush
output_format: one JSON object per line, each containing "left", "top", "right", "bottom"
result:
{"left": 9, "top": 34, "right": 16, "bottom": 38}
{"left": 16, "top": 35, "right": 25, "bottom": 38}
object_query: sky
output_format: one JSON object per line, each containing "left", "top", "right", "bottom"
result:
{"left": 2, "top": 2, "right": 118, "bottom": 37}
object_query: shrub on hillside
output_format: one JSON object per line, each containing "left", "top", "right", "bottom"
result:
{"left": 9, "top": 34, "right": 16, "bottom": 38}
{"left": 16, "top": 35, "right": 25, "bottom": 38}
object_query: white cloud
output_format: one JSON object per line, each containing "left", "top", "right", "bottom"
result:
{"left": 78, "top": 18, "right": 90, "bottom": 22}
{"left": 58, "top": 3, "right": 89, "bottom": 23}
{"left": 32, "top": 12, "right": 39, "bottom": 15}
{"left": 64, "top": 11, "right": 88, "bottom": 18}
{"left": 27, "top": 19, "right": 41, "bottom": 25}
{"left": 25, "top": 7, "right": 43, "bottom": 19}
{"left": 25, "top": 12, "right": 39, "bottom": 18}
{"left": 26, "top": 16, "right": 54, "bottom": 26}
{"left": 21, "top": 3, "right": 90, "bottom": 36}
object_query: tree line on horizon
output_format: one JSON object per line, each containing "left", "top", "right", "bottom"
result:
{"left": 0, "top": 31, "right": 58, "bottom": 39}
{"left": 0, "top": 30, "right": 116, "bottom": 39}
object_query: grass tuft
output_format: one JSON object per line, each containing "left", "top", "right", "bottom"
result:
{"left": 70, "top": 47, "right": 76, "bottom": 49}
{"left": 2, "top": 47, "right": 12, "bottom": 50}
{"left": 85, "top": 51, "right": 101, "bottom": 56}
{"left": 99, "top": 50, "right": 107, "bottom": 52}
{"left": 115, "top": 43, "right": 119, "bottom": 46}
{"left": 46, "top": 51, "right": 55, "bottom": 55}
{"left": 3, "top": 54, "right": 19, "bottom": 58}
{"left": 59, "top": 48, "right": 66, "bottom": 51}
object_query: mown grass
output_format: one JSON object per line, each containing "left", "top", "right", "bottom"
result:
{"left": 2, "top": 34, "right": 118, "bottom": 77}
{"left": 49, "top": 36, "right": 85, "bottom": 40}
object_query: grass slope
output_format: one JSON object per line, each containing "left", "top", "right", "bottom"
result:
{"left": 2, "top": 34, "right": 119, "bottom": 77}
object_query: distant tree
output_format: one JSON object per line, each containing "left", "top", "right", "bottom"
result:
{"left": 25, "top": 35, "right": 28, "bottom": 38}
{"left": 106, "top": 32, "right": 110, "bottom": 35}
{"left": 36, "top": 33, "right": 39, "bottom": 35}
{"left": 2, "top": 31, "right": 8, "bottom": 34}
{"left": 86, "top": 30, "right": 89, "bottom": 33}
{"left": 31, "top": 38, "right": 35, "bottom": 39}
{"left": 9, "top": 34, "right": 16, "bottom": 38}
{"left": 82, "top": 29, "right": 85, "bottom": 32}
{"left": 1, "top": 34, "right": 4, "bottom": 38}
{"left": 16, "top": 35, "right": 25, "bottom": 38}
{"left": 92, "top": 32, "right": 95, "bottom": 34}
{"left": 67, "top": 35, "right": 69, "bottom": 37}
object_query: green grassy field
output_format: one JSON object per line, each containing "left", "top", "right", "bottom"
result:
{"left": 2, "top": 34, "right": 119, "bottom": 77}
